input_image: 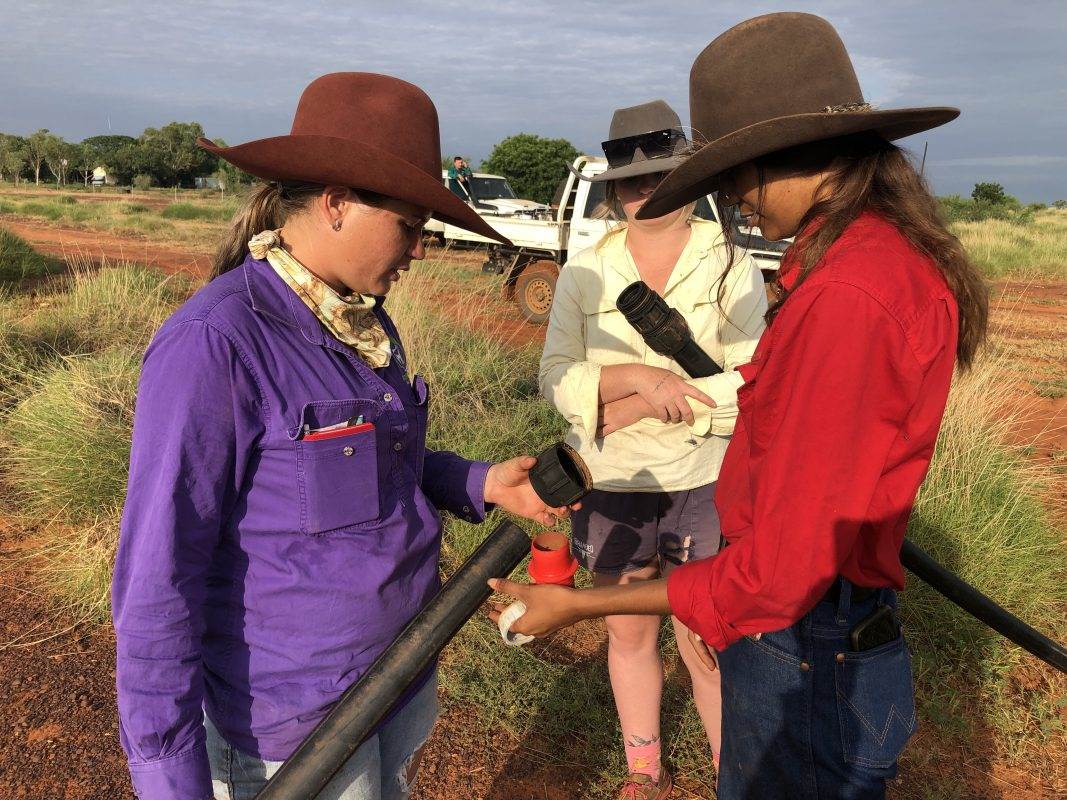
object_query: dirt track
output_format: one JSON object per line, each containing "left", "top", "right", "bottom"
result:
{"left": 1, "top": 218, "right": 211, "bottom": 276}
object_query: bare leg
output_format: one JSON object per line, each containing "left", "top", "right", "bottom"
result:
{"left": 594, "top": 563, "right": 665, "bottom": 777}
{"left": 662, "top": 560, "right": 722, "bottom": 765}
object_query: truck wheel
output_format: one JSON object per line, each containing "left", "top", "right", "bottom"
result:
{"left": 515, "top": 264, "right": 557, "bottom": 324}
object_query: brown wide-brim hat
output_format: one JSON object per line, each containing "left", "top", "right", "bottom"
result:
{"left": 198, "top": 72, "right": 510, "bottom": 245}
{"left": 639, "top": 12, "right": 959, "bottom": 219}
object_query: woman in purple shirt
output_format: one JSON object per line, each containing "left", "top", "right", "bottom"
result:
{"left": 112, "top": 73, "right": 570, "bottom": 800}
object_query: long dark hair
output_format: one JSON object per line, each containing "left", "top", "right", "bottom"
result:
{"left": 714, "top": 133, "right": 988, "bottom": 369}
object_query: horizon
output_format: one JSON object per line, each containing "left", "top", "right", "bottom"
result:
{"left": 3, "top": 1, "right": 1065, "bottom": 203}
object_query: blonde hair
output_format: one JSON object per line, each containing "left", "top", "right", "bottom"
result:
{"left": 591, "top": 179, "right": 696, "bottom": 252}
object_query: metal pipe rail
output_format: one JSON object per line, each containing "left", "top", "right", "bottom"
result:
{"left": 255, "top": 520, "right": 530, "bottom": 800}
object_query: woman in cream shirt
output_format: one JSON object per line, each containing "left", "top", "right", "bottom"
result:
{"left": 539, "top": 100, "right": 766, "bottom": 798}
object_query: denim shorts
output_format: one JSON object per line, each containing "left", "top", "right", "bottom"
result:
{"left": 716, "top": 582, "right": 916, "bottom": 800}
{"left": 570, "top": 483, "right": 721, "bottom": 574}
{"left": 206, "top": 674, "right": 439, "bottom": 800}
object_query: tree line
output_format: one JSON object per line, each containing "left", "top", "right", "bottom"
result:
{"left": 0, "top": 123, "right": 251, "bottom": 191}
{"left": 5, "top": 125, "right": 1059, "bottom": 214}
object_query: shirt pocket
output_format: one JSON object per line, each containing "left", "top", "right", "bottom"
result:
{"left": 294, "top": 399, "right": 383, "bottom": 536}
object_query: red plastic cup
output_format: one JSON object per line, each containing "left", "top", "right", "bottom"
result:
{"left": 528, "top": 532, "right": 579, "bottom": 587}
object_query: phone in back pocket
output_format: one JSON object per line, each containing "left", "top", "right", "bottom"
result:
{"left": 849, "top": 604, "right": 900, "bottom": 652}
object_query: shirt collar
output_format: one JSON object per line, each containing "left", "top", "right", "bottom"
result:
{"left": 244, "top": 255, "right": 329, "bottom": 347}
{"left": 601, "top": 222, "right": 714, "bottom": 296}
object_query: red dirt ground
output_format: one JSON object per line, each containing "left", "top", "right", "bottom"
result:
{"left": 1, "top": 218, "right": 211, "bottom": 276}
{"left": 1, "top": 219, "right": 1063, "bottom": 798}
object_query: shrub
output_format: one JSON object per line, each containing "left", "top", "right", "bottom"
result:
{"left": 3, "top": 348, "right": 140, "bottom": 522}
{"left": 26, "top": 263, "right": 193, "bottom": 353}
{"left": 904, "top": 353, "right": 1067, "bottom": 766}
{"left": 0, "top": 263, "right": 192, "bottom": 406}
{"left": 16, "top": 201, "right": 63, "bottom": 221}
{"left": 0, "top": 226, "right": 65, "bottom": 284}
{"left": 483, "top": 133, "right": 581, "bottom": 205}
{"left": 132, "top": 173, "right": 155, "bottom": 190}
{"left": 951, "top": 209, "right": 1067, "bottom": 278}
{"left": 29, "top": 514, "right": 120, "bottom": 623}
{"left": 161, "top": 201, "right": 231, "bottom": 222}
{"left": 972, "top": 181, "right": 1011, "bottom": 205}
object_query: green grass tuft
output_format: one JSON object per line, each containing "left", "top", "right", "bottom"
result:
{"left": 161, "top": 202, "right": 232, "bottom": 222}
{"left": 4, "top": 348, "right": 140, "bottom": 523}
{"left": 0, "top": 226, "right": 66, "bottom": 285}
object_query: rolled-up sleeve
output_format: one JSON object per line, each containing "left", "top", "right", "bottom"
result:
{"left": 668, "top": 283, "right": 920, "bottom": 650}
{"left": 112, "top": 319, "right": 262, "bottom": 800}
{"left": 422, "top": 452, "right": 492, "bottom": 523}
{"left": 686, "top": 255, "right": 767, "bottom": 436}
{"left": 538, "top": 264, "right": 602, "bottom": 440}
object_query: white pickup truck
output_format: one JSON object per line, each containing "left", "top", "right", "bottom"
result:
{"left": 436, "top": 156, "right": 789, "bottom": 323}
{"left": 424, "top": 171, "right": 548, "bottom": 239}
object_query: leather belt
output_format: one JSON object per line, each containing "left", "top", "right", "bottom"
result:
{"left": 823, "top": 579, "right": 882, "bottom": 607}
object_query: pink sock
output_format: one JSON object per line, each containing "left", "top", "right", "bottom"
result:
{"left": 624, "top": 738, "right": 661, "bottom": 781}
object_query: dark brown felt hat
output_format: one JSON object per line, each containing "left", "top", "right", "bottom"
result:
{"left": 638, "top": 12, "right": 960, "bottom": 219}
{"left": 572, "top": 100, "right": 688, "bottom": 182}
{"left": 198, "top": 72, "right": 510, "bottom": 244}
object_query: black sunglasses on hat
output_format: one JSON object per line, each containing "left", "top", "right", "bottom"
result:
{"left": 601, "top": 128, "right": 687, "bottom": 168}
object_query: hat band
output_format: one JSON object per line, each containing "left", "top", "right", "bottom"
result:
{"left": 822, "top": 102, "right": 873, "bottom": 113}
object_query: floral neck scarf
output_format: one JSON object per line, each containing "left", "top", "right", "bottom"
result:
{"left": 249, "top": 230, "right": 392, "bottom": 369}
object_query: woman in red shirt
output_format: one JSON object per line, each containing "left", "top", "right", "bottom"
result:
{"left": 490, "top": 13, "right": 988, "bottom": 799}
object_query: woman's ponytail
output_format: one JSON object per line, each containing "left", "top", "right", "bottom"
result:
{"left": 211, "top": 181, "right": 324, "bottom": 278}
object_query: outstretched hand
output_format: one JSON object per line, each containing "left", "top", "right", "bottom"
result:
{"left": 484, "top": 456, "right": 580, "bottom": 527}
{"left": 487, "top": 578, "right": 585, "bottom": 637}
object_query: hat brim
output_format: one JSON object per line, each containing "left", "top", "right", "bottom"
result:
{"left": 198, "top": 135, "right": 511, "bottom": 245}
{"left": 637, "top": 107, "right": 958, "bottom": 219}
{"left": 575, "top": 153, "right": 687, "bottom": 183}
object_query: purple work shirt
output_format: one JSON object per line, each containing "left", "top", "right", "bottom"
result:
{"left": 112, "top": 255, "right": 491, "bottom": 800}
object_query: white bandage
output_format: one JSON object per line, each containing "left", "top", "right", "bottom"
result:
{"left": 498, "top": 601, "right": 536, "bottom": 647}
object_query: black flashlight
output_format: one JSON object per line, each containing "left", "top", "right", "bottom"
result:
{"left": 616, "top": 281, "right": 722, "bottom": 379}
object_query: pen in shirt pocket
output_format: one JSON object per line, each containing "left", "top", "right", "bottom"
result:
{"left": 302, "top": 415, "right": 372, "bottom": 441}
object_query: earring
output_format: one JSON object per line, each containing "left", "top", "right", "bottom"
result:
{"left": 332, "top": 219, "right": 343, "bottom": 231}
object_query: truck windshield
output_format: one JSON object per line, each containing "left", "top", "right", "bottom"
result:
{"left": 470, "top": 177, "right": 517, "bottom": 200}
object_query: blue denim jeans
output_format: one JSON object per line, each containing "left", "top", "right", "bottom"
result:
{"left": 717, "top": 583, "right": 916, "bottom": 799}
{"left": 206, "top": 674, "right": 439, "bottom": 800}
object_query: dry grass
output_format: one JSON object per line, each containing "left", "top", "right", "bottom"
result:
{"left": 0, "top": 239, "right": 1061, "bottom": 795}
{"left": 951, "top": 209, "right": 1067, "bottom": 279}
{"left": 0, "top": 188, "right": 234, "bottom": 249}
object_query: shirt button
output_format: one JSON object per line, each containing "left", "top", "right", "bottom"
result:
{"left": 383, "top": 393, "right": 393, "bottom": 402}
{"left": 343, "top": 446, "right": 354, "bottom": 456}
{"left": 462, "top": 506, "right": 470, "bottom": 514}
{"left": 393, "top": 442, "right": 403, "bottom": 452}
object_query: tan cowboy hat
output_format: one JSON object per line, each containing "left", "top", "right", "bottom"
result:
{"left": 197, "top": 72, "right": 510, "bottom": 244}
{"left": 639, "top": 12, "right": 959, "bottom": 218}
{"left": 569, "top": 100, "right": 688, "bottom": 183}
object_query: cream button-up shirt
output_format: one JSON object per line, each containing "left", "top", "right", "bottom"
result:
{"left": 539, "top": 220, "right": 767, "bottom": 492}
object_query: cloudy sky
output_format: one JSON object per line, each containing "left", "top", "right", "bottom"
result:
{"left": 3, "top": 1, "right": 1065, "bottom": 201}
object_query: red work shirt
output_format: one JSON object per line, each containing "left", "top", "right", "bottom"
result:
{"left": 667, "top": 211, "right": 959, "bottom": 651}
